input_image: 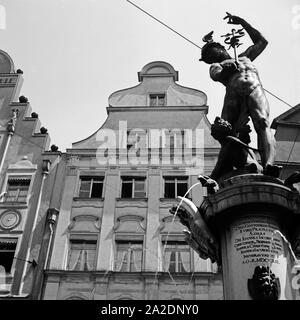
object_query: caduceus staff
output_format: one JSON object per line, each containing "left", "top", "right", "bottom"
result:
{"left": 201, "top": 13, "right": 245, "bottom": 65}
{"left": 221, "top": 12, "right": 246, "bottom": 63}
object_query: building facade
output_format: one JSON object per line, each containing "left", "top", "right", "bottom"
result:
{"left": 0, "top": 50, "right": 61, "bottom": 299}
{"left": 0, "top": 52, "right": 298, "bottom": 300}
{"left": 272, "top": 104, "right": 300, "bottom": 182}
{"left": 42, "top": 61, "right": 224, "bottom": 300}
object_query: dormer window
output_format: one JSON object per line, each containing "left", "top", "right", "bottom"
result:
{"left": 149, "top": 93, "right": 165, "bottom": 107}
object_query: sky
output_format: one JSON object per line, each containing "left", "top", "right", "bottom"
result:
{"left": 0, "top": 0, "right": 299, "bottom": 151}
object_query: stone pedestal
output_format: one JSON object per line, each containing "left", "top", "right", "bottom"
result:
{"left": 200, "top": 174, "right": 300, "bottom": 300}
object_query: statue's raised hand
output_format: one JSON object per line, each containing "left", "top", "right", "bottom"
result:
{"left": 223, "top": 12, "right": 244, "bottom": 25}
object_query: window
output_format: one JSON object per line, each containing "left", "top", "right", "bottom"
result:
{"left": 121, "top": 177, "right": 146, "bottom": 198}
{"left": 149, "top": 93, "right": 165, "bottom": 107}
{"left": 67, "top": 239, "right": 97, "bottom": 271}
{"left": 79, "top": 177, "right": 104, "bottom": 198}
{"left": 163, "top": 242, "right": 191, "bottom": 273}
{"left": 127, "top": 129, "right": 148, "bottom": 149}
{"left": 5, "top": 178, "right": 30, "bottom": 202}
{"left": 164, "top": 130, "right": 185, "bottom": 148}
{"left": 164, "top": 177, "right": 188, "bottom": 198}
{"left": 0, "top": 238, "right": 17, "bottom": 275}
{"left": 115, "top": 241, "right": 143, "bottom": 272}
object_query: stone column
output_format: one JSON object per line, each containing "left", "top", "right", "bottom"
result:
{"left": 145, "top": 275, "right": 159, "bottom": 300}
{"left": 200, "top": 174, "right": 300, "bottom": 300}
{"left": 49, "top": 168, "right": 77, "bottom": 270}
{"left": 43, "top": 274, "right": 60, "bottom": 300}
{"left": 97, "top": 168, "right": 119, "bottom": 271}
{"left": 194, "top": 278, "right": 209, "bottom": 300}
{"left": 144, "top": 168, "right": 161, "bottom": 272}
{"left": 93, "top": 274, "right": 109, "bottom": 300}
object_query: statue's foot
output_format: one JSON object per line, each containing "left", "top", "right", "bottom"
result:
{"left": 263, "top": 164, "right": 282, "bottom": 178}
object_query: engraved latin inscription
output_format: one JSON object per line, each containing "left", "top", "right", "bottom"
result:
{"left": 232, "top": 216, "right": 283, "bottom": 265}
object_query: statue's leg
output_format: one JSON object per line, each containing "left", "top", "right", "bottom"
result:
{"left": 209, "top": 90, "right": 240, "bottom": 181}
{"left": 210, "top": 144, "right": 234, "bottom": 181}
{"left": 221, "top": 89, "right": 240, "bottom": 131}
{"left": 247, "top": 86, "right": 276, "bottom": 168}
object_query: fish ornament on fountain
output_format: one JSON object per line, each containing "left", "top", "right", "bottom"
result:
{"left": 169, "top": 196, "right": 220, "bottom": 264}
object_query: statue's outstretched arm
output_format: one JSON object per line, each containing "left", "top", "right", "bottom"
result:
{"left": 224, "top": 12, "right": 268, "bottom": 61}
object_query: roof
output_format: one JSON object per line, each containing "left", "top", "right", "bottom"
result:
{"left": 71, "top": 61, "right": 215, "bottom": 149}
{"left": 108, "top": 61, "right": 207, "bottom": 108}
{"left": 271, "top": 103, "right": 300, "bottom": 129}
{"left": 137, "top": 61, "right": 179, "bottom": 82}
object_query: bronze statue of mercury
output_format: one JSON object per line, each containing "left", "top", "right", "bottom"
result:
{"left": 200, "top": 13, "right": 278, "bottom": 176}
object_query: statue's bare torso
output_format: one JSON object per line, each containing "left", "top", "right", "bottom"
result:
{"left": 211, "top": 56, "right": 261, "bottom": 95}
{"left": 228, "top": 56, "right": 261, "bottom": 92}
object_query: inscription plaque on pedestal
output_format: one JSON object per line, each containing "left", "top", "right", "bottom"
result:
{"left": 222, "top": 214, "right": 295, "bottom": 300}
{"left": 232, "top": 216, "right": 282, "bottom": 266}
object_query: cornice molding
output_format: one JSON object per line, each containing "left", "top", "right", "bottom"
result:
{"left": 107, "top": 105, "right": 208, "bottom": 113}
